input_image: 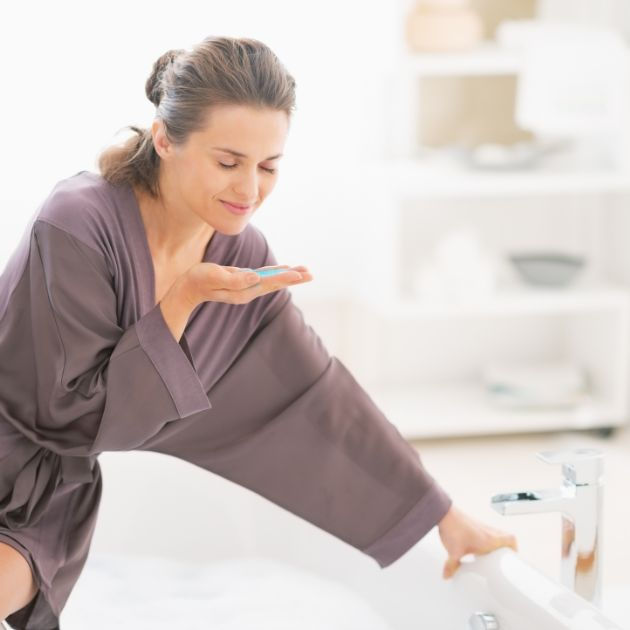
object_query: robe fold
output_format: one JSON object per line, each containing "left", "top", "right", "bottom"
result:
{"left": 0, "top": 171, "right": 451, "bottom": 629}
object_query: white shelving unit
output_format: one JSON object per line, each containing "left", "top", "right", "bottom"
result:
{"left": 367, "top": 382, "right": 625, "bottom": 439}
{"left": 348, "top": 24, "right": 630, "bottom": 439}
{"left": 397, "top": 41, "right": 524, "bottom": 77}
{"left": 375, "top": 157, "right": 630, "bottom": 198}
{"left": 359, "top": 283, "right": 630, "bottom": 319}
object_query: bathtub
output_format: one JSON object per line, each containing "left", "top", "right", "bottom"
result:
{"left": 60, "top": 452, "right": 627, "bottom": 629}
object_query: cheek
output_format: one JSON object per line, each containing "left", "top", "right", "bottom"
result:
{"left": 179, "top": 158, "right": 209, "bottom": 198}
{"left": 261, "top": 177, "right": 278, "bottom": 198}
{"left": 204, "top": 166, "right": 230, "bottom": 199}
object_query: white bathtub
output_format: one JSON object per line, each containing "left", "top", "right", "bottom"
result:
{"left": 60, "top": 452, "right": 627, "bottom": 629}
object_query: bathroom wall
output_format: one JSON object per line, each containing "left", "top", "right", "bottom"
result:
{"left": 3, "top": 0, "right": 630, "bottom": 364}
{"left": 0, "top": 0, "right": 403, "bottom": 304}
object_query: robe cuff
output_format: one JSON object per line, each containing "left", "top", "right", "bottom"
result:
{"left": 362, "top": 481, "right": 453, "bottom": 569}
{"left": 135, "top": 303, "right": 212, "bottom": 418}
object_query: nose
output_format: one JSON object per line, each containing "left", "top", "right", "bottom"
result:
{"left": 232, "top": 167, "right": 259, "bottom": 202}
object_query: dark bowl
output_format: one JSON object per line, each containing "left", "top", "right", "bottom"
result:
{"left": 509, "top": 253, "right": 586, "bottom": 287}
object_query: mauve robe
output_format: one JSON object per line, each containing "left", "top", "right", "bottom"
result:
{"left": 0, "top": 171, "right": 452, "bottom": 629}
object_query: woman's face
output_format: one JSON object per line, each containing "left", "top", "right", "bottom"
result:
{"left": 153, "top": 104, "right": 288, "bottom": 235}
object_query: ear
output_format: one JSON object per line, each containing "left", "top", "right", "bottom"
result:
{"left": 151, "top": 118, "right": 172, "bottom": 159}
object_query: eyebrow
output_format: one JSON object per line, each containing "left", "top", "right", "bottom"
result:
{"left": 212, "top": 147, "right": 283, "bottom": 160}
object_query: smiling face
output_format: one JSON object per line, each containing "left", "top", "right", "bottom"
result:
{"left": 152, "top": 103, "right": 289, "bottom": 236}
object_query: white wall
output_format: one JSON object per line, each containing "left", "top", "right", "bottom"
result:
{"left": 0, "top": 0, "right": 406, "bottom": 300}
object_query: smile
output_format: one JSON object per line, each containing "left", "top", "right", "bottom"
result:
{"left": 221, "top": 200, "right": 251, "bottom": 215}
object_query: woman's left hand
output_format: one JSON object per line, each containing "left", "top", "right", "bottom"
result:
{"left": 437, "top": 504, "right": 518, "bottom": 579}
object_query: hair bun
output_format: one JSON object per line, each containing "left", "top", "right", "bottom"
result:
{"left": 145, "top": 48, "right": 185, "bottom": 107}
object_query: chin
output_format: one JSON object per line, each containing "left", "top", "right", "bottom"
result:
{"left": 221, "top": 218, "right": 250, "bottom": 236}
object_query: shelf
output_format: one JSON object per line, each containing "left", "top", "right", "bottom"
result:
{"left": 399, "top": 42, "right": 523, "bottom": 77}
{"left": 368, "top": 28, "right": 630, "bottom": 440}
{"left": 366, "top": 381, "right": 625, "bottom": 439}
{"left": 376, "top": 157, "right": 630, "bottom": 198}
{"left": 357, "top": 284, "right": 630, "bottom": 320}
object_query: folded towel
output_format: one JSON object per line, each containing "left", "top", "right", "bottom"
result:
{"left": 483, "top": 360, "right": 589, "bottom": 408}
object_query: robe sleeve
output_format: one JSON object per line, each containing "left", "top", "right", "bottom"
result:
{"left": 25, "top": 219, "right": 211, "bottom": 454}
{"left": 173, "top": 231, "right": 453, "bottom": 569}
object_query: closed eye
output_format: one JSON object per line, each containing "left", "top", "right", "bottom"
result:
{"left": 219, "top": 163, "right": 276, "bottom": 174}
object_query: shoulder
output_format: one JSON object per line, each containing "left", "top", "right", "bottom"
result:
{"left": 1, "top": 173, "right": 117, "bottom": 321}
{"left": 35, "top": 170, "right": 120, "bottom": 254}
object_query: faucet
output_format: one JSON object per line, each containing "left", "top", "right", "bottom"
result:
{"left": 490, "top": 448, "right": 604, "bottom": 608}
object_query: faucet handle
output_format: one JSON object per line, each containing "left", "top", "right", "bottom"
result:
{"left": 536, "top": 448, "right": 603, "bottom": 485}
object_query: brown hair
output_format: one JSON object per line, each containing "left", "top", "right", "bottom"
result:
{"left": 97, "top": 36, "right": 297, "bottom": 199}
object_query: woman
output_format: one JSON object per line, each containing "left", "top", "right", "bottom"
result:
{"left": 0, "top": 36, "right": 517, "bottom": 629}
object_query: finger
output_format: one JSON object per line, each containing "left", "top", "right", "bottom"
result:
{"left": 233, "top": 266, "right": 313, "bottom": 299}
{"left": 244, "top": 276, "right": 302, "bottom": 299}
{"left": 443, "top": 556, "right": 460, "bottom": 579}
{"left": 251, "top": 274, "right": 303, "bottom": 295}
{"left": 232, "top": 269, "right": 265, "bottom": 290}
{"left": 288, "top": 272, "right": 313, "bottom": 285}
{"left": 206, "top": 264, "right": 244, "bottom": 290}
{"left": 249, "top": 269, "right": 308, "bottom": 292}
{"left": 488, "top": 527, "right": 518, "bottom": 548}
{"left": 483, "top": 533, "right": 517, "bottom": 555}
{"left": 229, "top": 273, "right": 313, "bottom": 304}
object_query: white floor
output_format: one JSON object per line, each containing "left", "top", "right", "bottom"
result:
{"left": 409, "top": 424, "right": 630, "bottom": 626}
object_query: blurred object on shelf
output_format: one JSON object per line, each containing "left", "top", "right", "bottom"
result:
{"left": 418, "top": 75, "right": 532, "bottom": 148}
{"left": 413, "top": 227, "right": 498, "bottom": 301}
{"left": 405, "top": 0, "right": 484, "bottom": 52}
{"left": 459, "top": 137, "right": 572, "bottom": 171}
{"left": 512, "top": 23, "right": 630, "bottom": 169}
{"left": 470, "top": 0, "right": 536, "bottom": 39}
{"left": 509, "top": 252, "right": 586, "bottom": 287}
{"left": 495, "top": 18, "right": 545, "bottom": 49}
{"left": 483, "top": 359, "right": 591, "bottom": 409}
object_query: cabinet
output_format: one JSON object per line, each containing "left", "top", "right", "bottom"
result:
{"left": 343, "top": 10, "right": 630, "bottom": 439}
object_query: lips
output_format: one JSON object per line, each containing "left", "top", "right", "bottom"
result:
{"left": 221, "top": 200, "right": 251, "bottom": 210}
{"left": 221, "top": 200, "right": 253, "bottom": 216}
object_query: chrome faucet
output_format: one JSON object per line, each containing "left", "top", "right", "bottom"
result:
{"left": 490, "top": 448, "right": 604, "bottom": 608}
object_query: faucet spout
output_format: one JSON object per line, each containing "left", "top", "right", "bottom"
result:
{"left": 489, "top": 448, "right": 604, "bottom": 608}
{"left": 491, "top": 486, "right": 575, "bottom": 516}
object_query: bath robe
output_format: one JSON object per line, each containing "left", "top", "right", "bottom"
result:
{"left": 0, "top": 171, "right": 452, "bottom": 629}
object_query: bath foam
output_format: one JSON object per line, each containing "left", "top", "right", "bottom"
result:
{"left": 60, "top": 551, "right": 393, "bottom": 630}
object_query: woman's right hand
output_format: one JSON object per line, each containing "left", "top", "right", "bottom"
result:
{"left": 437, "top": 504, "right": 519, "bottom": 579}
{"left": 183, "top": 262, "right": 313, "bottom": 307}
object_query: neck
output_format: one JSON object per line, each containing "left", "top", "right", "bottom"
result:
{"left": 133, "top": 180, "right": 215, "bottom": 260}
